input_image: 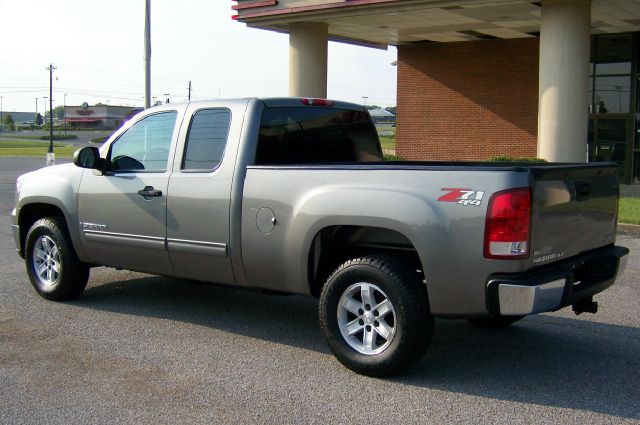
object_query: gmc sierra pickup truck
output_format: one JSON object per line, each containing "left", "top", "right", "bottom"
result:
{"left": 11, "top": 98, "right": 629, "bottom": 376}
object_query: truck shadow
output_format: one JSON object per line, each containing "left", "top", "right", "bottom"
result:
{"left": 77, "top": 273, "right": 640, "bottom": 420}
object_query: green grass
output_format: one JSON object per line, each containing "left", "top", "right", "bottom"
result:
{"left": 619, "top": 197, "right": 640, "bottom": 225}
{"left": 379, "top": 135, "right": 395, "bottom": 151}
{"left": 0, "top": 141, "right": 77, "bottom": 158}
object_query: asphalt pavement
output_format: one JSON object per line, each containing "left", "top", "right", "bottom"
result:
{"left": 1, "top": 158, "right": 639, "bottom": 424}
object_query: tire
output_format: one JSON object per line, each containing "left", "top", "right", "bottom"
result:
{"left": 24, "top": 217, "right": 90, "bottom": 301}
{"left": 319, "top": 255, "right": 433, "bottom": 377}
{"left": 467, "top": 315, "right": 525, "bottom": 328}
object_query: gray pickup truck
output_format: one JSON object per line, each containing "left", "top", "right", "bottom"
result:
{"left": 11, "top": 98, "right": 629, "bottom": 376}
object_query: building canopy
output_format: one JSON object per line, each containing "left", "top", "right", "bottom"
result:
{"left": 234, "top": 0, "right": 640, "bottom": 46}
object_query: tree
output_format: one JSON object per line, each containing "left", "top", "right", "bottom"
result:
{"left": 35, "top": 113, "right": 43, "bottom": 126}
{"left": 385, "top": 106, "right": 397, "bottom": 115}
{"left": 53, "top": 105, "right": 65, "bottom": 120}
{"left": 3, "top": 114, "right": 15, "bottom": 131}
{"left": 366, "top": 105, "right": 382, "bottom": 110}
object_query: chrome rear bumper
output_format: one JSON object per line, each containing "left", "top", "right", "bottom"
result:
{"left": 487, "top": 245, "right": 629, "bottom": 316}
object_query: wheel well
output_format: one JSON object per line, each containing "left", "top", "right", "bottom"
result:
{"left": 308, "top": 225, "right": 424, "bottom": 297}
{"left": 18, "top": 203, "right": 66, "bottom": 253}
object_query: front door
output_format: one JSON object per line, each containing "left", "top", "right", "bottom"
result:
{"left": 77, "top": 110, "right": 180, "bottom": 274}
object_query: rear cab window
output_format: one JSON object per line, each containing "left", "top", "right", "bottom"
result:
{"left": 182, "top": 108, "right": 231, "bottom": 172}
{"left": 256, "top": 107, "right": 382, "bottom": 165}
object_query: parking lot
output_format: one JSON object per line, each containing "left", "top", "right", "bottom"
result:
{"left": 1, "top": 157, "right": 639, "bottom": 424}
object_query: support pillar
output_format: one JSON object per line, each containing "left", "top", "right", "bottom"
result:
{"left": 289, "top": 22, "right": 328, "bottom": 98}
{"left": 537, "top": 0, "right": 591, "bottom": 162}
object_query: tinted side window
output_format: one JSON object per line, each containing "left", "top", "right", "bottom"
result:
{"left": 182, "top": 109, "right": 231, "bottom": 171}
{"left": 256, "top": 107, "right": 382, "bottom": 165}
{"left": 109, "top": 111, "right": 177, "bottom": 171}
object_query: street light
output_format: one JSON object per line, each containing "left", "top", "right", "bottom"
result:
{"left": 45, "top": 63, "right": 56, "bottom": 166}
{"left": 0, "top": 96, "right": 4, "bottom": 132}
{"left": 362, "top": 96, "right": 368, "bottom": 107}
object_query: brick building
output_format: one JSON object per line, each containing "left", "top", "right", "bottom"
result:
{"left": 233, "top": 0, "right": 640, "bottom": 183}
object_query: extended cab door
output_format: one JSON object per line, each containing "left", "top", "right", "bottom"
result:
{"left": 164, "top": 105, "right": 238, "bottom": 284}
{"left": 77, "top": 108, "right": 182, "bottom": 274}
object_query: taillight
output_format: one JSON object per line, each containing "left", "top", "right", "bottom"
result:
{"left": 301, "top": 98, "right": 334, "bottom": 106}
{"left": 484, "top": 188, "right": 531, "bottom": 259}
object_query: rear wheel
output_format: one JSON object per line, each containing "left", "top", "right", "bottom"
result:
{"left": 25, "top": 217, "right": 89, "bottom": 301}
{"left": 319, "top": 256, "right": 433, "bottom": 376}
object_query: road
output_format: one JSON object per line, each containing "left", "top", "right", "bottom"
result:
{"left": 1, "top": 158, "right": 639, "bottom": 424}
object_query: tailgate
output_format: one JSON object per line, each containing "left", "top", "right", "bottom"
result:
{"left": 530, "top": 164, "right": 619, "bottom": 266}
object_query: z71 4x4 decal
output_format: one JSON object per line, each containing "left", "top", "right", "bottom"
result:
{"left": 437, "top": 188, "right": 485, "bottom": 207}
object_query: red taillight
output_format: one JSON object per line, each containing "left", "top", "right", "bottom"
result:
{"left": 301, "top": 98, "right": 334, "bottom": 106}
{"left": 484, "top": 188, "right": 531, "bottom": 259}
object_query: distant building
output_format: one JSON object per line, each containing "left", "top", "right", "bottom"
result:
{"left": 65, "top": 104, "right": 142, "bottom": 130}
{"left": 2, "top": 111, "right": 36, "bottom": 124}
{"left": 368, "top": 107, "right": 395, "bottom": 125}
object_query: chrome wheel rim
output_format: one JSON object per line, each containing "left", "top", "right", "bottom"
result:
{"left": 32, "top": 235, "right": 61, "bottom": 287}
{"left": 337, "top": 282, "right": 396, "bottom": 355}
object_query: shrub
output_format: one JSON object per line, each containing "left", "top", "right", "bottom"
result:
{"left": 488, "top": 156, "right": 547, "bottom": 162}
{"left": 39, "top": 134, "right": 78, "bottom": 141}
{"left": 384, "top": 153, "right": 404, "bottom": 161}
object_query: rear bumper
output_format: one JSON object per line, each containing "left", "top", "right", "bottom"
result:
{"left": 486, "top": 245, "right": 629, "bottom": 316}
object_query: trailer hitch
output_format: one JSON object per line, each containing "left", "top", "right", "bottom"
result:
{"left": 573, "top": 297, "right": 598, "bottom": 315}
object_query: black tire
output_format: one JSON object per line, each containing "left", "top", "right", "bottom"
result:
{"left": 467, "top": 315, "right": 525, "bottom": 328}
{"left": 319, "top": 255, "right": 433, "bottom": 377}
{"left": 24, "top": 217, "right": 90, "bottom": 301}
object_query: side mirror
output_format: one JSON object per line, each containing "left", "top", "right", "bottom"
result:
{"left": 73, "top": 147, "right": 106, "bottom": 171}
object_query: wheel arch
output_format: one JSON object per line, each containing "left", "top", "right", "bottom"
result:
{"left": 307, "top": 225, "right": 426, "bottom": 298}
{"left": 17, "top": 201, "right": 85, "bottom": 261}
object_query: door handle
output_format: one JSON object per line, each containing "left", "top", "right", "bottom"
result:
{"left": 137, "top": 186, "right": 163, "bottom": 197}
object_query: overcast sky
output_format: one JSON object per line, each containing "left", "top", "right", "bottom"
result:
{"left": 0, "top": 0, "right": 397, "bottom": 114}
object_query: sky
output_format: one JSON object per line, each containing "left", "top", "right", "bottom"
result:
{"left": 0, "top": 0, "right": 397, "bottom": 114}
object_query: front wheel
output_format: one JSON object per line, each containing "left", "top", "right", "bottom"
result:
{"left": 319, "top": 256, "right": 433, "bottom": 376}
{"left": 25, "top": 217, "right": 89, "bottom": 301}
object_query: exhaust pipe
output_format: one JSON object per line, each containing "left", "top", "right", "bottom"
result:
{"left": 573, "top": 297, "right": 598, "bottom": 315}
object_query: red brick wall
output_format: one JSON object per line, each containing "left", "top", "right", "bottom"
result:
{"left": 396, "top": 38, "right": 539, "bottom": 161}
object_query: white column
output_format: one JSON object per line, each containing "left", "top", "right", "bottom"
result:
{"left": 289, "top": 22, "right": 328, "bottom": 98}
{"left": 537, "top": 0, "right": 591, "bottom": 162}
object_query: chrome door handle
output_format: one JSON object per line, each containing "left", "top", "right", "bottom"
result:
{"left": 137, "top": 186, "right": 163, "bottom": 197}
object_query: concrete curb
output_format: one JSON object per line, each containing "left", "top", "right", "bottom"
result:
{"left": 618, "top": 223, "right": 640, "bottom": 235}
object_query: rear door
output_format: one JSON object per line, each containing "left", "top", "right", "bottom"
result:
{"left": 77, "top": 108, "right": 182, "bottom": 274}
{"left": 530, "top": 164, "right": 619, "bottom": 266}
{"left": 165, "top": 105, "right": 238, "bottom": 284}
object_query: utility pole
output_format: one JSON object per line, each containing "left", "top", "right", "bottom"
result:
{"left": 35, "top": 98, "right": 38, "bottom": 124}
{"left": 144, "top": 0, "right": 151, "bottom": 109}
{"left": 46, "top": 64, "right": 57, "bottom": 166}
{"left": 187, "top": 81, "right": 191, "bottom": 101}
{"left": 0, "top": 96, "right": 4, "bottom": 132}
{"left": 64, "top": 94, "right": 67, "bottom": 136}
